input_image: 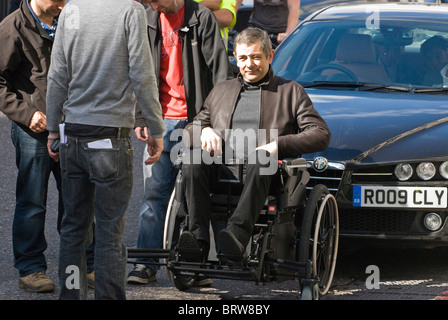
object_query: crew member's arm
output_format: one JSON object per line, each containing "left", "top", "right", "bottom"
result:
{"left": 277, "top": 0, "right": 300, "bottom": 44}
{"left": 128, "top": 3, "right": 166, "bottom": 164}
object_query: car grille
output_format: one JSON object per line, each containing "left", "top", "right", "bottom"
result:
{"left": 306, "top": 161, "right": 344, "bottom": 195}
{"left": 339, "top": 208, "right": 415, "bottom": 234}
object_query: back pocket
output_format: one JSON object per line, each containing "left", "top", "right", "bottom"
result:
{"left": 85, "top": 147, "right": 119, "bottom": 181}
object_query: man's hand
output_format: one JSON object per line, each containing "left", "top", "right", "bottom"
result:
{"left": 47, "top": 132, "right": 59, "bottom": 162}
{"left": 29, "top": 110, "right": 47, "bottom": 133}
{"left": 134, "top": 126, "right": 149, "bottom": 142}
{"left": 277, "top": 32, "right": 288, "bottom": 44}
{"left": 256, "top": 140, "right": 278, "bottom": 155}
{"left": 201, "top": 127, "right": 222, "bottom": 156}
{"left": 144, "top": 135, "right": 164, "bottom": 165}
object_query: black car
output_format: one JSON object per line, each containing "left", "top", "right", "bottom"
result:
{"left": 271, "top": 2, "right": 448, "bottom": 246}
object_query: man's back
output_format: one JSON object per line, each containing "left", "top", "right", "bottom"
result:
{"left": 47, "top": 0, "right": 163, "bottom": 135}
{"left": 60, "top": 0, "right": 134, "bottom": 107}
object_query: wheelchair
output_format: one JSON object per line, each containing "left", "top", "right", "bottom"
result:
{"left": 128, "top": 155, "right": 339, "bottom": 300}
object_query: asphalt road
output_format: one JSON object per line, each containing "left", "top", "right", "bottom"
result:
{"left": 1, "top": 113, "right": 448, "bottom": 305}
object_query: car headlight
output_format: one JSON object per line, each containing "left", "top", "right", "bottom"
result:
{"left": 440, "top": 161, "right": 448, "bottom": 180}
{"left": 423, "top": 213, "right": 443, "bottom": 231}
{"left": 394, "top": 163, "right": 413, "bottom": 181}
{"left": 416, "top": 162, "right": 436, "bottom": 181}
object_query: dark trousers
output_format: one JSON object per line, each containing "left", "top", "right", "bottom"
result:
{"left": 58, "top": 133, "right": 132, "bottom": 300}
{"left": 10, "top": 122, "right": 61, "bottom": 276}
{"left": 182, "top": 150, "right": 275, "bottom": 248}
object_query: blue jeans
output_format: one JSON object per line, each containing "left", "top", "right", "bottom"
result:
{"left": 58, "top": 134, "right": 133, "bottom": 300}
{"left": 136, "top": 118, "right": 187, "bottom": 270}
{"left": 10, "top": 122, "right": 63, "bottom": 277}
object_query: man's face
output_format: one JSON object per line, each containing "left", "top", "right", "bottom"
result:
{"left": 427, "top": 48, "right": 448, "bottom": 70}
{"left": 144, "top": 0, "right": 178, "bottom": 14}
{"left": 234, "top": 41, "right": 274, "bottom": 83}
{"left": 33, "top": 0, "right": 65, "bottom": 17}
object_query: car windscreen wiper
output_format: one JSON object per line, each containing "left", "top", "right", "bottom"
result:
{"left": 412, "top": 87, "right": 448, "bottom": 94}
{"left": 359, "top": 85, "right": 448, "bottom": 93}
{"left": 302, "top": 81, "right": 411, "bottom": 92}
{"left": 302, "top": 81, "right": 365, "bottom": 88}
{"left": 356, "top": 84, "right": 412, "bottom": 92}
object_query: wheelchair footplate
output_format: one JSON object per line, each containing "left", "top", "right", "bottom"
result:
{"left": 174, "top": 222, "right": 316, "bottom": 290}
{"left": 128, "top": 231, "right": 321, "bottom": 299}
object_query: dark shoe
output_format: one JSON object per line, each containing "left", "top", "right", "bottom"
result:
{"left": 127, "top": 264, "right": 156, "bottom": 284}
{"left": 217, "top": 229, "right": 245, "bottom": 262}
{"left": 177, "top": 231, "right": 208, "bottom": 262}
{"left": 19, "top": 272, "right": 55, "bottom": 293}
{"left": 194, "top": 276, "right": 213, "bottom": 287}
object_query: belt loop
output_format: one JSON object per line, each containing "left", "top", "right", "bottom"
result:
{"left": 74, "top": 136, "right": 79, "bottom": 160}
{"left": 117, "top": 127, "right": 121, "bottom": 140}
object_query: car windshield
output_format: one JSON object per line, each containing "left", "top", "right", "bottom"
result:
{"left": 272, "top": 19, "right": 448, "bottom": 90}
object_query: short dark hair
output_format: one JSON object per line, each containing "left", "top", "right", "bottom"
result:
{"left": 234, "top": 27, "right": 272, "bottom": 57}
{"left": 421, "top": 35, "right": 448, "bottom": 57}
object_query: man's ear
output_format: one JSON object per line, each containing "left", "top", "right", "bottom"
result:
{"left": 268, "top": 48, "right": 275, "bottom": 63}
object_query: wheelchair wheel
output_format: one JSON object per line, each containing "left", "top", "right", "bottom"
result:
{"left": 297, "top": 184, "right": 339, "bottom": 298}
{"left": 163, "top": 190, "right": 197, "bottom": 291}
{"left": 163, "top": 190, "right": 180, "bottom": 256}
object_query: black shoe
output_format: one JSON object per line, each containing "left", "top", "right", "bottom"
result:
{"left": 193, "top": 276, "right": 213, "bottom": 287}
{"left": 217, "top": 229, "right": 245, "bottom": 262}
{"left": 177, "top": 231, "right": 208, "bottom": 262}
{"left": 127, "top": 264, "right": 156, "bottom": 284}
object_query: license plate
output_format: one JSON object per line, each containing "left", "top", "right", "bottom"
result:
{"left": 353, "top": 186, "right": 447, "bottom": 208}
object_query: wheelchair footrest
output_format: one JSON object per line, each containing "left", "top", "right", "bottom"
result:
{"left": 127, "top": 248, "right": 170, "bottom": 259}
{"left": 167, "top": 260, "right": 257, "bottom": 282}
{"left": 267, "top": 258, "right": 313, "bottom": 279}
{"left": 217, "top": 252, "right": 248, "bottom": 267}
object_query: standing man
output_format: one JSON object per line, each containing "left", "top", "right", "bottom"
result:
{"left": 0, "top": 0, "right": 65, "bottom": 293}
{"left": 127, "top": 0, "right": 232, "bottom": 285}
{"left": 248, "top": 0, "right": 300, "bottom": 46}
{"left": 46, "top": 0, "right": 165, "bottom": 300}
{"left": 138, "top": 0, "right": 240, "bottom": 49}
{"left": 179, "top": 27, "right": 330, "bottom": 261}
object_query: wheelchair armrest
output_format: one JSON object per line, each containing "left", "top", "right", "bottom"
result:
{"left": 279, "top": 158, "right": 307, "bottom": 177}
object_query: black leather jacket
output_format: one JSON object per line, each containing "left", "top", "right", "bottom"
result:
{"left": 135, "top": 0, "right": 233, "bottom": 127}
{"left": 184, "top": 68, "right": 331, "bottom": 159}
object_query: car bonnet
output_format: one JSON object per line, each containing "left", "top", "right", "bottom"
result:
{"left": 303, "top": 89, "right": 448, "bottom": 164}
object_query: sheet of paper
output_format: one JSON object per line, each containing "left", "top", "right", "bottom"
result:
{"left": 59, "top": 123, "right": 67, "bottom": 143}
{"left": 87, "top": 139, "right": 113, "bottom": 149}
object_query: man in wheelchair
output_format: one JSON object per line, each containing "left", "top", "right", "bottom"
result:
{"left": 178, "top": 27, "right": 331, "bottom": 264}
